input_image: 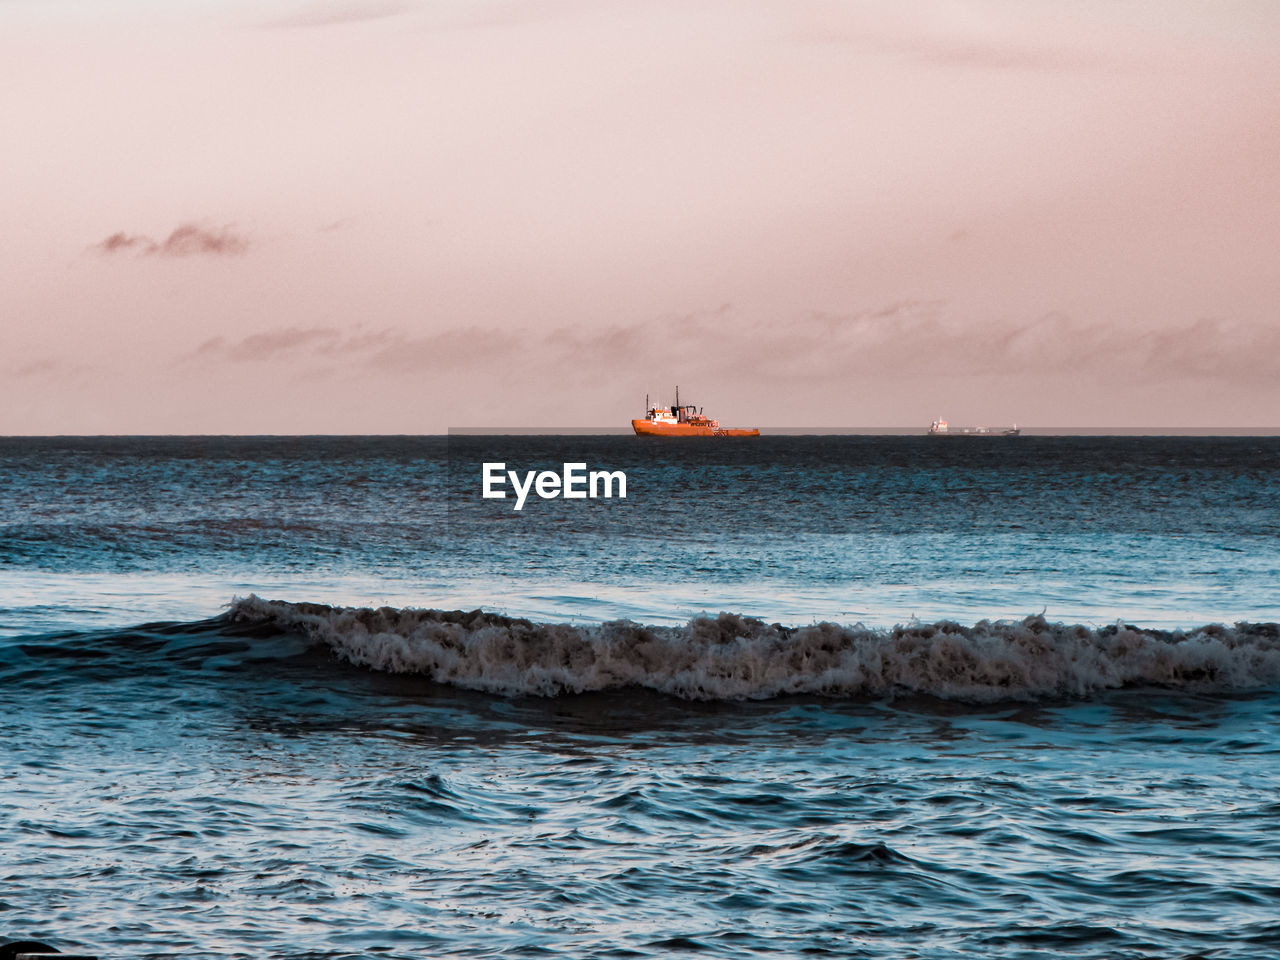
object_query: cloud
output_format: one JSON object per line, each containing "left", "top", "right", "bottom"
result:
{"left": 97, "top": 232, "right": 149, "bottom": 253}
{"left": 761, "top": 308, "right": 1280, "bottom": 384}
{"left": 527, "top": 303, "right": 1280, "bottom": 386}
{"left": 261, "top": 1, "right": 409, "bottom": 28}
{"left": 786, "top": 4, "right": 1111, "bottom": 74}
{"left": 366, "top": 328, "right": 522, "bottom": 370}
{"left": 92, "top": 223, "right": 250, "bottom": 258}
{"left": 193, "top": 327, "right": 343, "bottom": 362}
{"left": 1130, "top": 317, "right": 1280, "bottom": 382}
{"left": 892, "top": 37, "right": 1106, "bottom": 73}
{"left": 5, "top": 357, "right": 97, "bottom": 384}
{"left": 10, "top": 358, "right": 65, "bottom": 379}
{"left": 180, "top": 305, "right": 1280, "bottom": 389}
{"left": 157, "top": 223, "right": 250, "bottom": 256}
{"left": 189, "top": 325, "right": 411, "bottom": 363}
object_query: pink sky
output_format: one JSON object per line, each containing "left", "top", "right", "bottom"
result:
{"left": 3, "top": 0, "right": 1279, "bottom": 432}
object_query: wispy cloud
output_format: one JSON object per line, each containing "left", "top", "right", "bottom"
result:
{"left": 189, "top": 326, "right": 402, "bottom": 363}
{"left": 5, "top": 356, "right": 95, "bottom": 383}
{"left": 189, "top": 324, "right": 522, "bottom": 370}
{"left": 737, "top": 308, "right": 1280, "bottom": 384}
{"left": 889, "top": 36, "right": 1106, "bottom": 73}
{"left": 92, "top": 223, "right": 250, "bottom": 258}
{"left": 366, "top": 328, "right": 522, "bottom": 369}
{"left": 531, "top": 303, "right": 1280, "bottom": 386}
{"left": 10, "top": 358, "right": 65, "bottom": 379}
{"left": 194, "top": 327, "right": 342, "bottom": 362}
{"left": 179, "top": 305, "right": 1280, "bottom": 387}
{"left": 787, "top": 6, "right": 1110, "bottom": 75}
{"left": 261, "top": 1, "right": 409, "bottom": 29}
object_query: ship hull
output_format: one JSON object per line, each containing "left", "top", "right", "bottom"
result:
{"left": 632, "top": 420, "right": 759, "bottom": 437}
{"left": 928, "top": 428, "right": 1021, "bottom": 437}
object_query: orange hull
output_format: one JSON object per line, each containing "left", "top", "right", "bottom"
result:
{"left": 632, "top": 420, "right": 759, "bottom": 437}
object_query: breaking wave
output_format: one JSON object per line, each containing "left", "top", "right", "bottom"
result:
{"left": 229, "top": 597, "right": 1280, "bottom": 702}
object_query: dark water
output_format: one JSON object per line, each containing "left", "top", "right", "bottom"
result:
{"left": 2, "top": 436, "right": 1279, "bottom": 958}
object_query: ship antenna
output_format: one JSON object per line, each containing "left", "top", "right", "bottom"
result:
{"left": 676, "top": 385, "right": 679, "bottom": 408}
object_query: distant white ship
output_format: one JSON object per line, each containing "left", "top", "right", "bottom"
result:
{"left": 928, "top": 418, "right": 1021, "bottom": 437}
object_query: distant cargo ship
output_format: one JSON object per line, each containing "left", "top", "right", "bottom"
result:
{"left": 929, "top": 418, "right": 1021, "bottom": 437}
{"left": 633, "top": 389, "right": 760, "bottom": 437}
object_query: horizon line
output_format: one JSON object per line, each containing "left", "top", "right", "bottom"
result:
{"left": 3, "top": 427, "right": 1280, "bottom": 438}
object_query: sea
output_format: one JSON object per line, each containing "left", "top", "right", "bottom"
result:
{"left": 2, "top": 434, "right": 1278, "bottom": 959}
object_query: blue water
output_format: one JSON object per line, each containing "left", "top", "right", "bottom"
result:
{"left": 2, "top": 436, "right": 1279, "bottom": 958}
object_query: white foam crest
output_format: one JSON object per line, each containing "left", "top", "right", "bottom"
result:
{"left": 229, "top": 596, "right": 1280, "bottom": 701}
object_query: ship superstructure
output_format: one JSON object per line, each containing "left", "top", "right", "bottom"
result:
{"left": 929, "top": 418, "right": 1021, "bottom": 437}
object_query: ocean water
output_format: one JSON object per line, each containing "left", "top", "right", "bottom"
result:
{"left": 2, "top": 435, "right": 1279, "bottom": 958}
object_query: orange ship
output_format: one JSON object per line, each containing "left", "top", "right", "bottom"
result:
{"left": 632, "top": 388, "right": 760, "bottom": 437}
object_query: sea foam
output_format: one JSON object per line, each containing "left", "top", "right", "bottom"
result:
{"left": 230, "top": 596, "right": 1280, "bottom": 702}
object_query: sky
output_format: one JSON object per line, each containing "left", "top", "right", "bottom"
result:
{"left": 3, "top": 0, "right": 1279, "bottom": 432}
